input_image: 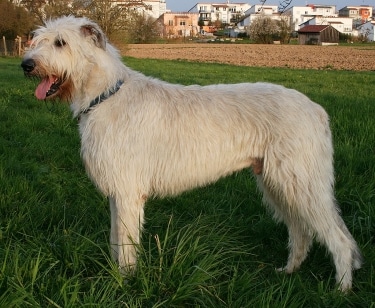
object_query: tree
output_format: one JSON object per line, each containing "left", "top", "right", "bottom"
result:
{"left": 13, "top": 0, "right": 161, "bottom": 43}
{"left": 127, "top": 13, "right": 160, "bottom": 43}
{"left": 275, "top": 16, "right": 291, "bottom": 44}
{"left": 248, "top": 15, "right": 278, "bottom": 44}
{"left": 213, "top": 12, "right": 222, "bottom": 29}
{"left": 248, "top": 13, "right": 292, "bottom": 44}
{"left": 18, "top": 0, "right": 74, "bottom": 24}
{"left": 0, "top": 0, "right": 33, "bottom": 38}
{"left": 79, "top": 0, "right": 135, "bottom": 40}
{"left": 278, "top": 0, "right": 293, "bottom": 13}
{"left": 18, "top": 0, "right": 47, "bottom": 25}
{"left": 16, "top": 1, "right": 144, "bottom": 39}
{"left": 43, "top": 0, "right": 76, "bottom": 19}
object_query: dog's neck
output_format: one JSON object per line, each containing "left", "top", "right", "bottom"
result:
{"left": 80, "top": 79, "right": 124, "bottom": 116}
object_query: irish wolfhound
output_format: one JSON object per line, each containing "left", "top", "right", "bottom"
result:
{"left": 21, "top": 16, "right": 362, "bottom": 291}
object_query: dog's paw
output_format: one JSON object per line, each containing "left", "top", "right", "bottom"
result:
{"left": 276, "top": 266, "right": 294, "bottom": 274}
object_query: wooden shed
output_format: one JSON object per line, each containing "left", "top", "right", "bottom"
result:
{"left": 298, "top": 25, "right": 339, "bottom": 45}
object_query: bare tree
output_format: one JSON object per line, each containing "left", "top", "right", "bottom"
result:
{"left": 17, "top": 0, "right": 143, "bottom": 40}
{"left": 16, "top": 0, "right": 160, "bottom": 43}
{"left": 83, "top": 0, "right": 130, "bottom": 38}
{"left": 276, "top": 16, "right": 291, "bottom": 43}
{"left": 278, "top": 0, "right": 293, "bottom": 14}
{"left": 18, "top": 0, "right": 47, "bottom": 24}
{"left": 77, "top": 0, "right": 150, "bottom": 40}
{"left": 18, "top": 0, "right": 75, "bottom": 24}
{"left": 127, "top": 13, "right": 160, "bottom": 43}
{"left": 43, "top": 0, "right": 76, "bottom": 18}
{"left": 256, "top": 0, "right": 293, "bottom": 14}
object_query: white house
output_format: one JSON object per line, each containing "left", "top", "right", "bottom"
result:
{"left": 248, "top": 4, "right": 279, "bottom": 15}
{"left": 238, "top": 5, "right": 289, "bottom": 30}
{"left": 300, "top": 16, "right": 353, "bottom": 34}
{"left": 358, "top": 21, "right": 375, "bottom": 41}
{"left": 122, "top": 0, "right": 167, "bottom": 19}
{"left": 188, "top": 1, "right": 251, "bottom": 25}
{"left": 284, "top": 4, "right": 337, "bottom": 31}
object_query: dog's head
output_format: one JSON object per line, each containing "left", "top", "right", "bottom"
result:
{"left": 21, "top": 16, "right": 107, "bottom": 102}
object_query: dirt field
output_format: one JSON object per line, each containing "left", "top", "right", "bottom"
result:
{"left": 123, "top": 43, "right": 375, "bottom": 71}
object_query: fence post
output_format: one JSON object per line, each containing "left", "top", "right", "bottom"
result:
{"left": 2, "top": 36, "right": 7, "bottom": 56}
{"left": 17, "top": 36, "right": 22, "bottom": 56}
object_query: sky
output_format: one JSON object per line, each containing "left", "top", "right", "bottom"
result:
{"left": 166, "top": 0, "right": 373, "bottom": 12}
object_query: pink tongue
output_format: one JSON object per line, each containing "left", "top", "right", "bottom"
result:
{"left": 35, "top": 77, "right": 54, "bottom": 100}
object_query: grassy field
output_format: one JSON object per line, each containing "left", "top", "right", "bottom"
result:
{"left": 0, "top": 56, "right": 374, "bottom": 307}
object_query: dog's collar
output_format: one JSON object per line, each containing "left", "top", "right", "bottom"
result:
{"left": 81, "top": 80, "right": 124, "bottom": 115}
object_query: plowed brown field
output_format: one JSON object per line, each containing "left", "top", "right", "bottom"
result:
{"left": 123, "top": 43, "right": 375, "bottom": 71}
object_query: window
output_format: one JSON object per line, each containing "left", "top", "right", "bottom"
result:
{"left": 180, "top": 21, "right": 186, "bottom": 26}
{"left": 168, "top": 20, "right": 173, "bottom": 26}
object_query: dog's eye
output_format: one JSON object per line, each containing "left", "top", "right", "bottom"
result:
{"left": 55, "top": 39, "right": 66, "bottom": 47}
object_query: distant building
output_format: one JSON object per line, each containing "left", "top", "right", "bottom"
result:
{"left": 115, "top": 0, "right": 167, "bottom": 19}
{"left": 300, "top": 16, "right": 353, "bottom": 35}
{"left": 235, "top": 5, "right": 290, "bottom": 37}
{"left": 298, "top": 25, "right": 339, "bottom": 45}
{"left": 188, "top": 1, "right": 251, "bottom": 26}
{"left": 358, "top": 20, "right": 375, "bottom": 41}
{"left": 338, "top": 6, "right": 372, "bottom": 27}
{"left": 240, "top": 4, "right": 288, "bottom": 28}
{"left": 284, "top": 5, "right": 337, "bottom": 32}
{"left": 157, "top": 12, "right": 199, "bottom": 38}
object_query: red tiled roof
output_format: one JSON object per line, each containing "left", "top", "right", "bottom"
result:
{"left": 298, "top": 25, "right": 330, "bottom": 33}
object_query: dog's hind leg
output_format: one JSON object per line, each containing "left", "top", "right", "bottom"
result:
{"left": 256, "top": 175, "right": 313, "bottom": 273}
{"left": 109, "top": 194, "right": 146, "bottom": 271}
{"left": 304, "top": 207, "right": 362, "bottom": 291}
{"left": 256, "top": 162, "right": 362, "bottom": 291}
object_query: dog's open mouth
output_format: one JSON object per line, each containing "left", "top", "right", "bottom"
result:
{"left": 35, "top": 75, "right": 65, "bottom": 100}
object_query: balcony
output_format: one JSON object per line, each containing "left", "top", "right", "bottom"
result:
{"left": 199, "top": 14, "right": 212, "bottom": 21}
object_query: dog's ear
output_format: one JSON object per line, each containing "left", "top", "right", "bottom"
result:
{"left": 80, "top": 24, "right": 106, "bottom": 50}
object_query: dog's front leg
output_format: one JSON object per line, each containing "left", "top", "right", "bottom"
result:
{"left": 109, "top": 194, "right": 145, "bottom": 272}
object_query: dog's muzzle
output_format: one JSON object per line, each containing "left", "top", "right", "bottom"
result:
{"left": 21, "top": 58, "right": 67, "bottom": 100}
{"left": 21, "top": 58, "right": 36, "bottom": 74}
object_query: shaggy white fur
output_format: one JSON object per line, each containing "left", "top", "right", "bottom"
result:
{"left": 21, "top": 16, "right": 362, "bottom": 291}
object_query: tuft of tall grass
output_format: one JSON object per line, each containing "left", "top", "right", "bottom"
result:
{"left": 0, "top": 56, "right": 374, "bottom": 306}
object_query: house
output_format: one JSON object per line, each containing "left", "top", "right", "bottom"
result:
{"left": 243, "top": 4, "right": 281, "bottom": 27}
{"left": 358, "top": 21, "right": 375, "bottom": 41}
{"left": 299, "top": 16, "right": 353, "bottom": 34}
{"left": 298, "top": 25, "right": 339, "bottom": 45}
{"left": 188, "top": 1, "right": 251, "bottom": 27}
{"left": 115, "top": 0, "right": 167, "bottom": 19}
{"left": 234, "top": 5, "right": 290, "bottom": 37}
{"left": 157, "top": 12, "right": 199, "bottom": 38}
{"left": 338, "top": 6, "right": 372, "bottom": 27}
{"left": 284, "top": 5, "right": 337, "bottom": 32}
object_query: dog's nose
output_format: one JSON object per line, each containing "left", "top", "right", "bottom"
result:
{"left": 21, "top": 58, "right": 36, "bottom": 73}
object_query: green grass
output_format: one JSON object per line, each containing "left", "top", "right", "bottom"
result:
{"left": 1, "top": 56, "right": 374, "bottom": 307}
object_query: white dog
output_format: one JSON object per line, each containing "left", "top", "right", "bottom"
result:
{"left": 21, "top": 16, "right": 362, "bottom": 291}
